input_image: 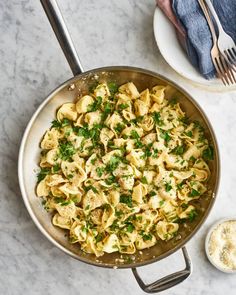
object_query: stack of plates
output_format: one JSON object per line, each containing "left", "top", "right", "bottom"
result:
{"left": 153, "top": 7, "right": 236, "bottom": 91}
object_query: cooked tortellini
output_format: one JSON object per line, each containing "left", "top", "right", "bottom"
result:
{"left": 36, "top": 81, "right": 213, "bottom": 258}
{"left": 57, "top": 103, "right": 77, "bottom": 122}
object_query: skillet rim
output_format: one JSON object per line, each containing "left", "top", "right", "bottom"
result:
{"left": 18, "top": 65, "right": 220, "bottom": 269}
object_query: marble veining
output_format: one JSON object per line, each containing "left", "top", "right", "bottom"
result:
{"left": 0, "top": 0, "right": 236, "bottom": 294}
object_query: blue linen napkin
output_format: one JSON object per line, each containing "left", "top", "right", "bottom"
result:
{"left": 172, "top": 0, "right": 236, "bottom": 79}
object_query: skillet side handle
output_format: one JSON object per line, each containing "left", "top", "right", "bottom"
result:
{"left": 132, "top": 247, "right": 192, "bottom": 293}
{"left": 40, "top": 0, "right": 84, "bottom": 76}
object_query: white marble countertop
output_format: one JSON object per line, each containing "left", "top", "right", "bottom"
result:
{"left": 1, "top": 0, "right": 236, "bottom": 294}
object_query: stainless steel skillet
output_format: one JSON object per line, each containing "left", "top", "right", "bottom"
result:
{"left": 18, "top": 0, "right": 220, "bottom": 292}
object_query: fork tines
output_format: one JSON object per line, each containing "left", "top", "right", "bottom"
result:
{"left": 213, "top": 54, "right": 236, "bottom": 85}
{"left": 224, "top": 48, "right": 236, "bottom": 67}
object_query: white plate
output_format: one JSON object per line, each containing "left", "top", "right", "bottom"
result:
{"left": 153, "top": 7, "right": 236, "bottom": 91}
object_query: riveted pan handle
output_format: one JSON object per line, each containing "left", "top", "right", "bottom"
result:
{"left": 41, "top": 0, "right": 84, "bottom": 76}
{"left": 132, "top": 247, "right": 192, "bottom": 293}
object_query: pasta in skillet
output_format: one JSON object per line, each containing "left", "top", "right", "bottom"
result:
{"left": 36, "top": 81, "right": 213, "bottom": 257}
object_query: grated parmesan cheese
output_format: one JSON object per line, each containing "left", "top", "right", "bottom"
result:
{"left": 208, "top": 220, "right": 236, "bottom": 271}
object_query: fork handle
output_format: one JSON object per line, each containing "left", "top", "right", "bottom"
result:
{"left": 204, "top": 0, "right": 224, "bottom": 33}
{"left": 198, "top": 0, "right": 217, "bottom": 44}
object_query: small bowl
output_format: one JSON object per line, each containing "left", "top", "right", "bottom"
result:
{"left": 205, "top": 218, "right": 236, "bottom": 274}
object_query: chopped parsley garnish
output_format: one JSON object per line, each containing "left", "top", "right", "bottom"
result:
{"left": 149, "top": 191, "right": 156, "bottom": 197}
{"left": 95, "top": 233, "right": 103, "bottom": 243}
{"left": 74, "top": 125, "right": 90, "bottom": 139}
{"left": 193, "top": 120, "right": 204, "bottom": 132}
{"left": 110, "top": 220, "right": 119, "bottom": 231}
{"left": 89, "top": 124, "right": 103, "bottom": 145}
{"left": 160, "top": 131, "right": 171, "bottom": 143}
{"left": 126, "top": 223, "right": 135, "bottom": 233}
{"left": 82, "top": 225, "right": 89, "bottom": 233}
{"left": 91, "top": 157, "right": 97, "bottom": 165}
{"left": 84, "top": 185, "right": 98, "bottom": 194}
{"left": 51, "top": 118, "right": 71, "bottom": 129}
{"left": 165, "top": 182, "right": 172, "bottom": 192}
{"left": 142, "top": 233, "right": 152, "bottom": 241}
{"left": 125, "top": 214, "right": 137, "bottom": 223}
{"left": 54, "top": 197, "right": 66, "bottom": 203}
{"left": 130, "top": 130, "right": 140, "bottom": 140}
{"left": 172, "top": 145, "right": 185, "bottom": 155}
{"left": 37, "top": 167, "right": 50, "bottom": 182}
{"left": 202, "top": 146, "right": 214, "bottom": 161}
{"left": 188, "top": 209, "right": 198, "bottom": 222}
{"left": 108, "top": 82, "right": 118, "bottom": 96}
{"left": 52, "top": 163, "right": 60, "bottom": 173}
{"left": 106, "top": 154, "right": 119, "bottom": 170}
{"left": 136, "top": 216, "right": 142, "bottom": 222}
{"left": 189, "top": 156, "right": 196, "bottom": 162}
{"left": 118, "top": 103, "right": 129, "bottom": 111}
{"left": 153, "top": 112, "right": 164, "bottom": 126}
{"left": 60, "top": 200, "right": 71, "bottom": 206}
{"left": 58, "top": 140, "right": 76, "bottom": 161}
{"left": 159, "top": 200, "right": 165, "bottom": 207}
{"left": 120, "top": 194, "right": 132, "bottom": 207}
{"left": 189, "top": 188, "right": 200, "bottom": 197}
{"left": 105, "top": 155, "right": 121, "bottom": 173}
{"left": 115, "top": 210, "right": 123, "bottom": 218}
{"left": 74, "top": 124, "right": 102, "bottom": 147}
{"left": 105, "top": 175, "right": 116, "bottom": 185}
{"left": 64, "top": 128, "right": 72, "bottom": 137}
{"left": 87, "top": 96, "right": 102, "bottom": 112}
{"left": 152, "top": 148, "right": 159, "bottom": 158}
{"left": 134, "top": 140, "right": 144, "bottom": 148}
{"left": 177, "top": 181, "right": 184, "bottom": 190}
{"left": 114, "top": 123, "right": 125, "bottom": 133}
{"left": 141, "top": 143, "right": 153, "bottom": 159}
{"left": 96, "top": 167, "right": 104, "bottom": 177}
{"left": 140, "top": 176, "right": 148, "bottom": 184}
{"left": 51, "top": 120, "right": 61, "bottom": 128}
{"left": 107, "top": 141, "right": 117, "bottom": 149}
{"left": 130, "top": 130, "right": 144, "bottom": 148}
{"left": 131, "top": 116, "right": 143, "bottom": 125}
{"left": 190, "top": 181, "right": 196, "bottom": 186}
{"left": 185, "top": 131, "right": 193, "bottom": 138}
{"left": 54, "top": 197, "right": 70, "bottom": 206}
{"left": 71, "top": 195, "right": 80, "bottom": 203}
{"left": 102, "top": 102, "right": 113, "bottom": 121}
{"left": 119, "top": 146, "right": 127, "bottom": 155}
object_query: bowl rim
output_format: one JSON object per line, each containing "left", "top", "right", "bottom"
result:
{"left": 205, "top": 218, "right": 236, "bottom": 274}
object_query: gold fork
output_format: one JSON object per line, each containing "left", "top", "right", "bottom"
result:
{"left": 198, "top": 0, "right": 236, "bottom": 85}
{"left": 204, "top": 0, "right": 236, "bottom": 68}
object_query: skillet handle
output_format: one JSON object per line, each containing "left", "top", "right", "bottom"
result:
{"left": 40, "top": 0, "right": 84, "bottom": 76}
{"left": 132, "top": 247, "right": 192, "bottom": 293}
